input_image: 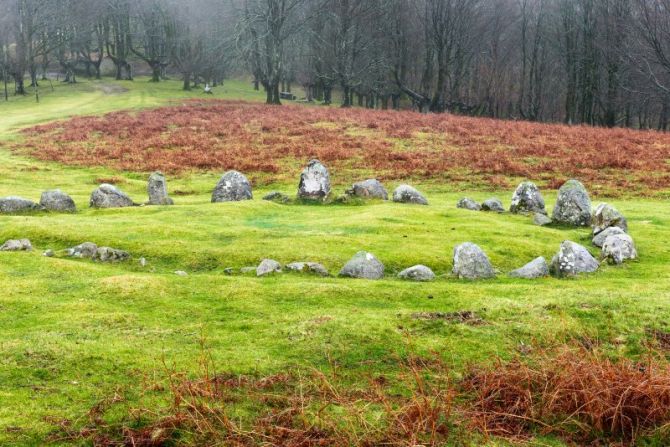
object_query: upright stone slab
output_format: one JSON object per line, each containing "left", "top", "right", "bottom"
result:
{"left": 509, "top": 257, "right": 549, "bottom": 279}
{"left": 348, "top": 179, "right": 388, "bottom": 200}
{"left": 0, "top": 196, "right": 41, "bottom": 213}
{"left": 452, "top": 243, "right": 496, "bottom": 280}
{"left": 211, "top": 170, "right": 253, "bottom": 202}
{"left": 592, "top": 203, "right": 628, "bottom": 236}
{"left": 298, "top": 159, "right": 331, "bottom": 201}
{"left": 601, "top": 233, "right": 637, "bottom": 265}
{"left": 90, "top": 184, "right": 134, "bottom": 208}
{"left": 147, "top": 172, "right": 174, "bottom": 205}
{"left": 392, "top": 185, "right": 428, "bottom": 205}
{"left": 40, "top": 190, "right": 76, "bottom": 212}
{"left": 549, "top": 241, "right": 599, "bottom": 278}
{"left": 257, "top": 259, "right": 282, "bottom": 276}
{"left": 552, "top": 179, "right": 591, "bottom": 226}
{"left": 339, "top": 251, "right": 384, "bottom": 279}
{"left": 510, "top": 181, "right": 546, "bottom": 214}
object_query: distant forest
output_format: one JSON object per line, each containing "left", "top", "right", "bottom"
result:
{"left": 4, "top": 0, "right": 670, "bottom": 129}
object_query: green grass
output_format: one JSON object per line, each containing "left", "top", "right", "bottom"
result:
{"left": 1, "top": 78, "right": 670, "bottom": 446}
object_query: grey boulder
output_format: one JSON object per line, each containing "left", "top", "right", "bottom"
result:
{"left": 147, "top": 171, "right": 174, "bottom": 205}
{"left": 533, "top": 213, "right": 552, "bottom": 226}
{"left": 339, "top": 251, "right": 384, "bottom": 279}
{"left": 601, "top": 233, "right": 637, "bottom": 265}
{"left": 552, "top": 179, "right": 591, "bottom": 226}
{"left": 286, "top": 262, "right": 329, "bottom": 276}
{"left": 92, "top": 247, "right": 130, "bottom": 262}
{"left": 298, "top": 159, "right": 331, "bottom": 201}
{"left": 457, "top": 198, "right": 481, "bottom": 211}
{"left": 212, "top": 170, "right": 253, "bottom": 203}
{"left": 452, "top": 243, "right": 496, "bottom": 280}
{"left": 549, "top": 241, "right": 599, "bottom": 278}
{"left": 68, "top": 242, "right": 98, "bottom": 258}
{"left": 392, "top": 185, "right": 428, "bottom": 205}
{"left": 0, "top": 239, "right": 33, "bottom": 251}
{"left": 348, "top": 179, "right": 388, "bottom": 200}
{"left": 90, "top": 184, "right": 135, "bottom": 208}
{"left": 398, "top": 265, "right": 436, "bottom": 282}
{"left": 509, "top": 257, "right": 549, "bottom": 279}
{"left": 0, "top": 196, "right": 41, "bottom": 213}
{"left": 592, "top": 203, "right": 627, "bottom": 236}
{"left": 481, "top": 198, "right": 504, "bottom": 213}
{"left": 40, "top": 189, "right": 76, "bottom": 212}
{"left": 592, "top": 226, "right": 625, "bottom": 248}
{"left": 510, "top": 181, "right": 546, "bottom": 214}
{"left": 257, "top": 259, "right": 282, "bottom": 276}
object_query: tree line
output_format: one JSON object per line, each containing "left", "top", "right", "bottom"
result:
{"left": 3, "top": 0, "right": 670, "bottom": 129}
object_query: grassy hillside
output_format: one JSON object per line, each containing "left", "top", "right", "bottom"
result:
{"left": 1, "top": 78, "right": 670, "bottom": 446}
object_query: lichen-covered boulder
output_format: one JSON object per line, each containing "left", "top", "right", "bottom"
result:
{"left": 592, "top": 203, "right": 627, "bottom": 236}
{"left": 257, "top": 259, "right": 282, "bottom": 276}
{"left": 212, "top": 171, "right": 253, "bottom": 202}
{"left": 509, "top": 257, "right": 549, "bottom": 279}
{"left": 601, "top": 233, "right": 637, "bottom": 265}
{"left": 452, "top": 243, "right": 496, "bottom": 280}
{"left": 0, "top": 196, "right": 41, "bottom": 213}
{"left": 0, "top": 239, "right": 32, "bottom": 251}
{"left": 298, "top": 159, "right": 331, "bottom": 201}
{"left": 398, "top": 265, "right": 435, "bottom": 281}
{"left": 533, "top": 213, "right": 552, "bottom": 226}
{"left": 147, "top": 172, "right": 174, "bottom": 205}
{"left": 510, "top": 181, "right": 546, "bottom": 214}
{"left": 552, "top": 179, "right": 591, "bottom": 226}
{"left": 286, "top": 262, "right": 329, "bottom": 276}
{"left": 348, "top": 179, "right": 388, "bottom": 200}
{"left": 457, "top": 198, "right": 481, "bottom": 211}
{"left": 67, "top": 242, "right": 98, "bottom": 258}
{"left": 90, "top": 184, "right": 135, "bottom": 208}
{"left": 392, "top": 185, "right": 428, "bottom": 205}
{"left": 339, "top": 251, "right": 384, "bottom": 279}
{"left": 592, "top": 226, "right": 625, "bottom": 248}
{"left": 92, "top": 247, "right": 130, "bottom": 262}
{"left": 40, "top": 189, "right": 76, "bottom": 212}
{"left": 481, "top": 198, "right": 504, "bottom": 213}
{"left": 549, "top": 241, "right": 599, "bottom": 278}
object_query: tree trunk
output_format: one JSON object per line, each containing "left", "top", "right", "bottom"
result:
{"left": 183, "top": 72, "right": 191, "bottom": 91}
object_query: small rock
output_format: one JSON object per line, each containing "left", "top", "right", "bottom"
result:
{"left": 40, "top": 189, "right": 76, "bottom": 212}
{"left": 509, "top": 257, "right": 549, "bottom": 279}
{"left": 452, "top": 243, "right": 496, "bottom": 280}
{"left": 456, "top": 198, "right": 481, "bottom": 211}
{"left": 601, "top": 233, "right": 637, "bottom": 265}
{"left": 147, "top": 172, "right": 174, "bottom": 205}
{"left": 43, "top": 249, "right": 55, "bottom": 257}
{"left": 552, "top": 179, "right": 591, "bottom": 226}
{"left": 339, "top": 251, "right": 384, "bottom": 279}
{"left": 175, "top": 270, "right": 188, "bottom": 276}
{"left": 510, "top": 181, "right": 546, "bottom": 214}
{"left": 0, "top": 239, "right": 33, "bottom": 251}
{"left": 481, "top": 198, "right": 504, "bottom": 213}
{"left": 211, "top": 171, "right": 253, "bottom": 202}
{"left": 92, "top": 247, "right": 130, "bottom": 262}
{"left": 347, "top": 179, "right": 388, "bottom": 200}
{"left": 139, "top": 257, "right": 147, "bottom": 267}
{"left": 592, "top": 203, "right": 627, "bottom": 236}
{"left": 257, "top": 259, "right": 282, "bottom": 276}
{"left": 262, "top": 191, "right": 290, "bottom": 203}
{"left": 398, "top": 265, "right": 436, "bottom": 281}
{"left": 0, "top": 196, "right": 42, "bottom": 213}
{"left": 533, "top": 213, "right": 552, "bottom": 226}
{"left": 286, "top": 262, "right": 329, "bottom": 276}
{"left": 549, "top": 241, "right": 599, "bottom": 278}
{"left": 90, "top": 184, "right": 135, "bottom": 208}
{"left": 298, "top": 159, "right": 331, "bottom": 201}
{"left": 392, "top": 185, "right": 428, "bottom": 205}
{"left": 68, "top": 242, "right": 98, "bottom": 258}
{"left": 592, "top": 226, "right": 625, "bottom": 248}
{"left": 223, "top": 267, "right": 234, "bottom": 275}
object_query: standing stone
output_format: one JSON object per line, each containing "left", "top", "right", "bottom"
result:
{"left": 509, "top": 257, "right": 549, "bottom": 279}
{"left": 549, "top": 241, "right": 599, "bottom": 278}
{"left": 0, "top": 196, "right": 41, "bottom": 213}
{"left": 552, "top": 179, "right": 591, "bottom": 226}
{"left": 592, "top": 226, "right": 625, "bottom": 248}
{"left": 592, "top": 203, "right": 628, "bottom": 236}
{"left": 90, "top": 184, "right": 135, "bottom": 208}
{"left": 348, "top": 179, "right": 388, "bottom": 200}
{"left": 392, "top": 185, "right": 428, "bottom": 205}
{"left": 298, "top": 159, "right": 331, "bottom": 201}
{"left": 147, "top": 172, "right": 174, "bottom": 205}
{"left": 398, "top": 265, "right": 436, "bottom": 281}
{"left": 68, "top": 242, "right": 98, "bottom": 258}
{"left": 339, "top": 251, "right": 384, "bottom": 279}
{"left": 533, "top": 213, "right": 552, "bottom": 226}
{"left": 452, "top": 243, "right": 496, "bottom": 280}
{"left": 92, "top": 247, "right": 130, "bottom": 262}
{"left": 0, "top": 239, "right": 33, "bottom": 251}
{"left": 40, "top": 190, "right": 76, "bottom": 212}
{"left": 510, "top": 181, "right": 546, "bottom": 214}
{"left": 212, "top": 171, "right": 253, "bottom": 203}
{"left": 286, "top": 262, "right": 329, "bottom": 276}
{"left": 457, "top": 198, "right": 481, "bottom": 211}
{"left": 601, "top": 233, "right": 637, "bottom": 265}
{"left": 257, "top": 259, "right": 282, "bottom": 276}
{"left": 481, "top": 198, "right": 504, "bottom": 213}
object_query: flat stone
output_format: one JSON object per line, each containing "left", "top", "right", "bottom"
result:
{"left": 398, "top": 265, "right": 436, "bottom": 281}
{"left": 92, "top": 247, "right": 130, "bottom": 262}
{"left": 552, "top": 179, "right": 591, "bottom": 226}
{"left": 509, "top": 257, "right": 549, "bottom": 279}
{"left": 286, "top": 262, "right": 329, "bottom": 276}
{"left": 147, "top": 171, "right": 174, "bottom": 205}
{"left": 40, "top": 189, "right": 76, "bottom": 212}
{"left": 211, "top": 171, "right": 253, "bottom": 202}
{"left": 90, "top": 184, "right": 135, "bottom": 208}
{"left": 257, "top": 259, "right": 282, "bottom": 276}
{"left": 457, "top": 198, "right": 481, "bottom": 211}
{"left": 0, "top": 239, "right": 33, "bottom": 251}
{"left": 298, "top": 159, "right": 331, "bottom": 201}
{"left": 263, "top": 191, "right": 290, "bottom": 203}
{"left": 549, "top": 241, "right": 599, "bottom": 278}
{"left": 592, "top": 226, "right": 625, "bottom": 248}
{"left": 510, "top": 181, "right": 546, "bottom": 214}
{"left": 339, "top": 251, "right": 384, "bottom": 279}
{"left": 0, "top": 196, "right": 41, "bottom": 213}
{"left": 348, "top": 179, "right": 388, "bottom": 200}
{"left": 452, "top": 243, "right": 495, "bottom": 280}
{"left": 601, "top": 233, "right": 637, "bottom": 265}
{"left": 533, "top": 213, "right": 552, "bottom": 226}
{"left": 175, "top": 270, "right": 188, "bottom": 276}
{"left": 392, "top": 185, "right": 428, "bottom": 205}
{"left": 481, "top": 198, "right": 504, "bottom": 213}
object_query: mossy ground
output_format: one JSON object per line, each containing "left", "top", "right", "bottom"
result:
{"left": 1, "top": 78, "right": 669, "bottom": 446}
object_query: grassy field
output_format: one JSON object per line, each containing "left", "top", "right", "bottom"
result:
{"left": 1, "top": 78, "right": 670, "bottom": 446}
